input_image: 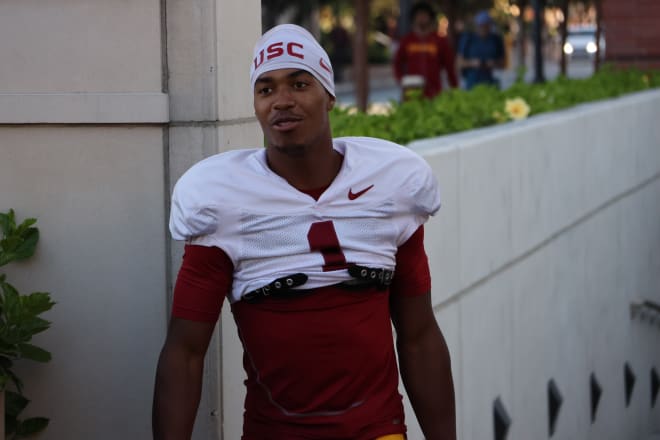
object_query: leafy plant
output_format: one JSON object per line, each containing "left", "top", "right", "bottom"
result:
{"left": 331, "top": 66, "right": 660, "bottom": 145}
{"left": 0, "top": 209, "right": 54, "bottom": 439}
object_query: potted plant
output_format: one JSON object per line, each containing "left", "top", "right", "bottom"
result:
{"left": 0, "top": 210, "right": 55, "bottom": 439}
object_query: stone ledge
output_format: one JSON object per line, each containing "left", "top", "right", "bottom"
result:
{"left": 0, "top": 92, "right": 169, "bottom": 124}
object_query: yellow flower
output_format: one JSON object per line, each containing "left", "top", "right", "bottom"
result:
{"left": 505, "top": 97, "right": 530, "bottom": 120}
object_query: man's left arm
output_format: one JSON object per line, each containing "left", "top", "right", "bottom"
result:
{"left": 392, "top": 37, "right": 407, "bottom": 82}
{"left": 390, "top": 292, "right": 456, "bottom": 440}
{"left": 492, "top": 34, "right": 506, "bottom": 69}
{"left": 439, "top": 37, "right": 459, "bottom": 88}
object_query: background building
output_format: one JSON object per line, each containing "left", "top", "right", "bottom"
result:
{"left": 602, "top": 0, "right": 660, "bottom": 69}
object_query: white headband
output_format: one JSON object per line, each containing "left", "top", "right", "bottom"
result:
{"left": 250, "top": 24, "right": 335, "bottom": 97}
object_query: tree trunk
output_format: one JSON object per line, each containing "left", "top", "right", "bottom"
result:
{"left": 532, "top": 0, "right": 546, "bottom": 83}
{"left": 559, "top": 0, "right": 569, "bottom": 76}
{"left": 594, "top": 0, "right": 603, "bottom": 72}
{"left": 518, "top": 0, "right": 529, "bottom": 70}
{"left": 353, "top": 0, "right": 370, "bottom": 112}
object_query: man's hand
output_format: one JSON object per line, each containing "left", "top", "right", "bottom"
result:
{"left": 152, "top": 318, "right": 216, "bottom": 440}
{"left": 390, "top": 292, "right": 456, "bottom": 440}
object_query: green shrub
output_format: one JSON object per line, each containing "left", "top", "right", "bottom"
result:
{"left": 331, "top": 67, "right": 660, "bottom": 145}
{"left": 0, "top": 209, "right": 54, "bottom": 439}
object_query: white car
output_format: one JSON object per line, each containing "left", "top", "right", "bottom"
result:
{"left": 563, "top": 26, "right": 606, "bottom": 59}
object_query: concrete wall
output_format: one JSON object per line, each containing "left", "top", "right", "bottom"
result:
{"left": 0, "top": 0, "right": 261, "bottom": 439}
{"left": 211, "top": 88, "right": 660, "bottom": 439}
{"left": 165, "top": 0, "right": 262, "bottom": 438}
{"left": 0, "top": 0, "right": 168, "bottom": 438}
{"left": 0, "top": 127, "right": 167, "bottom": 439}
{"left": 403, "top": 89, "right": 660, "bottom": 439}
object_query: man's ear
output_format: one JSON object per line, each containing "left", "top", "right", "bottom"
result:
{"left": 327, "top": 93, "right": 336, "bottom": 111}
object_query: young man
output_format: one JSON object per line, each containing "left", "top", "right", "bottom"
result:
{"left": 153, "top": 24, "right": 456, "bottom": 440}
{"left": 393, "top": 2, "right": 459, "bottom": 98}
{"left": 456, "top": 11, "right": 505, "bottom": 90}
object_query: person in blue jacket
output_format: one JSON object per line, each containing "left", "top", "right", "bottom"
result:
{"left": 457, "top": 11, "right": 505, "bottom": 89}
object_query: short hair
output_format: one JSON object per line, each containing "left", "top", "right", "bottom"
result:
{"left": 409, "top": 2, "right": 436, "bottom": 22}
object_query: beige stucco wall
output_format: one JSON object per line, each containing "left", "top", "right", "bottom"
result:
{"left": 0, "top": 126, "right": 167, "bottom": 439}
{"left": 0, "top": 1, "right": 162, "bottom": 92}
{"left": 0, "top": 0, "right": 261, "bottom": 438}
{"left": 0, "top": 0, "right": 169, "bottom": 438}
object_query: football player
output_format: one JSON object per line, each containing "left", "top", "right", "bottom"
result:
{"left": 153, "top": 24, "right": 456, "bottom": 440}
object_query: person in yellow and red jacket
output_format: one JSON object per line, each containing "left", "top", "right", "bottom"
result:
{"left": 393, "top": 2, "right": 459, "bottom": 98}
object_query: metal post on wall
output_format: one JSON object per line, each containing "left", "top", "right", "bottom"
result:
{"left": 532, "top": 0, "right": 546, "bottom": 83}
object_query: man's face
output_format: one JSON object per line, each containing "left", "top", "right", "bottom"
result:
{"left": 412, "top": 11, "right": 434, "bottom": 37}
{"left": 477, "top": 22, "right": 490, "bottom": 37}
{"left": 254, "top": 68, "right": 335, "bottom": 154}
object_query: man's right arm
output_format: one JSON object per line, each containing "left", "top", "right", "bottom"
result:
{"left": 439, "top": 37, "right": 459, "bottom": 88}
{"left": 153, "top": 244, "right": 232, "bottom": 439}
{"left": 153, "top": 317, "right": 216, "bottom": 440}
{"left": 392, "top": 36, "right": 407, "bottom": 82}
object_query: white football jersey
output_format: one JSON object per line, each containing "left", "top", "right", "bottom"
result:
{"left": 170, "top": 136, "right": 441, "bottom": 303}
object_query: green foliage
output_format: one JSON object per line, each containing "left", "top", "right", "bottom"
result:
{"left": 0, "top": 210, "right": 39, "bottom": 268}
{"left": 331, "top": 67, "right": 660, "bottom": 145}
{"left": 0, "top": 210, "right": 54, "bottom": 438}
{"left": 4, "top": 390, "right": 48, "bottom": 440}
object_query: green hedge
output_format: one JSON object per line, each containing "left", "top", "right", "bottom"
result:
{"left": 330, "top": 67, "right": 660, "bottom": 145}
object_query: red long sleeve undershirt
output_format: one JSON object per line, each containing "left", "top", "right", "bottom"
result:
{"left": 172, "top": 224, "right": 430, "bottom": 322}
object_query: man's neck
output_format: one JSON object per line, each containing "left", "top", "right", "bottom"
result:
{"left": 266, "top": 140, "right": 343, "bottom": 191}
{"left": 414, "top": 30, "right": 431, "bottom": 39}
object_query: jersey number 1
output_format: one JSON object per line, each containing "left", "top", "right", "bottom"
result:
{"left": 307, "top": 221, "right": 348, "bottom": 271}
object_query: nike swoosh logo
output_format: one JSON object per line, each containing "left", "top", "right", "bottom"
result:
{"left": 348, "top": 184, "right": 374, "bottom": 200}
{"left": 319, "top": 57, "right": 332, "bottom": 74}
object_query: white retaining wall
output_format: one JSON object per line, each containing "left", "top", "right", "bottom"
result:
{"left": 404, "top": 89, "right": 660, "bottom": 440}
{"left": 214, "top": 89, "right": 660, "bottom": 440}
